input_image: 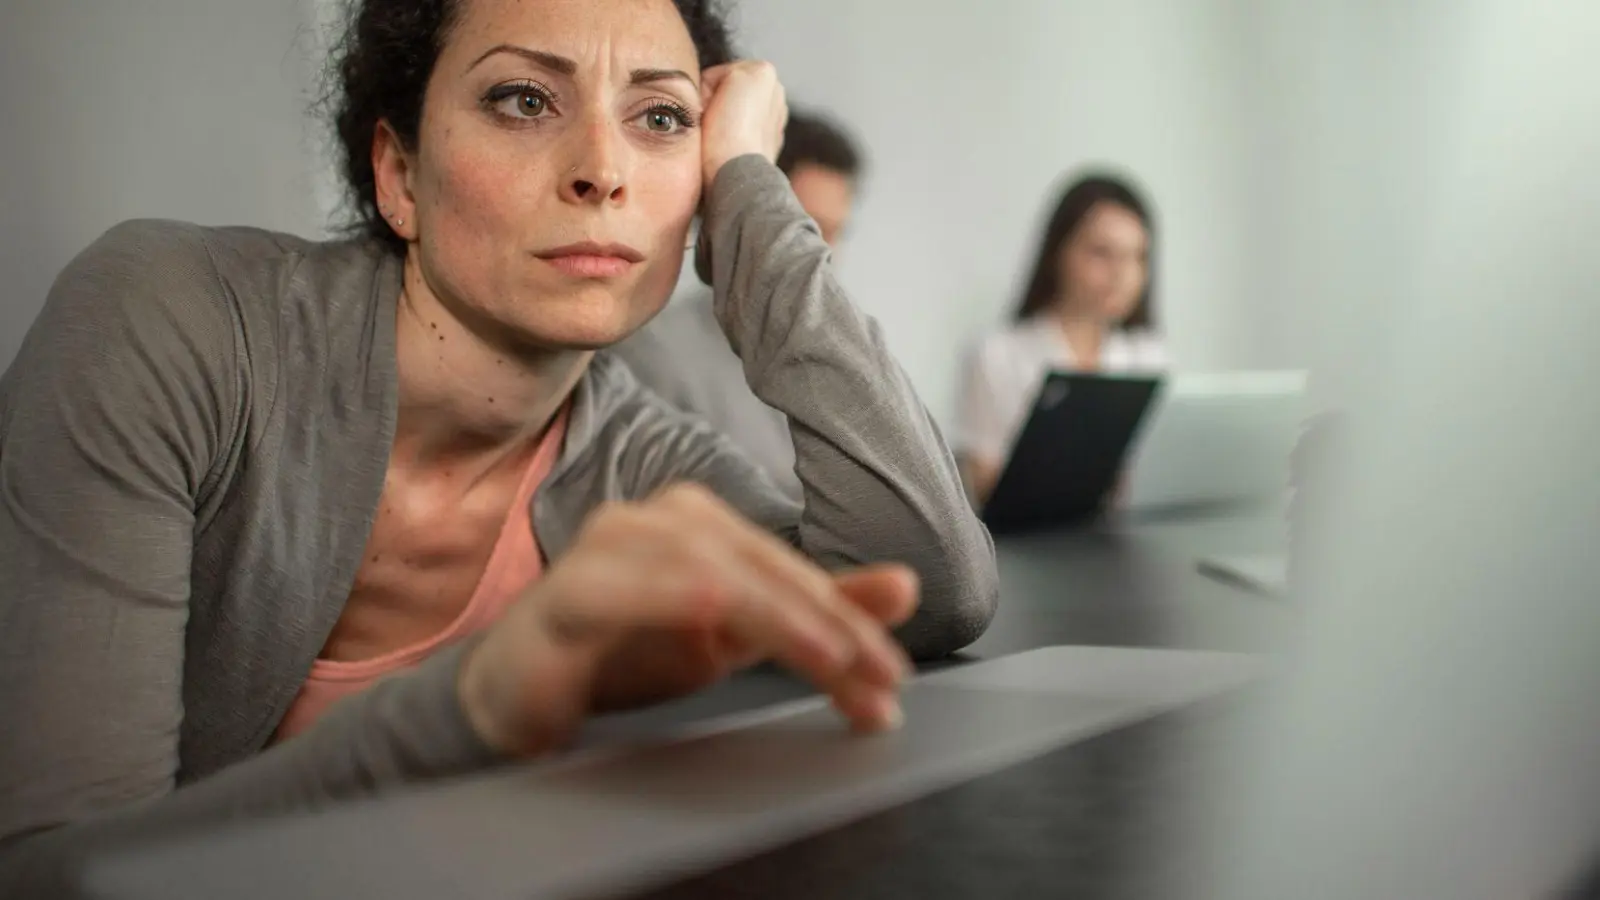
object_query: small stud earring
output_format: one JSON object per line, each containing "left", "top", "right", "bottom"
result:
{"left": 395, "top": 218, "right": 405, "bottom": 227}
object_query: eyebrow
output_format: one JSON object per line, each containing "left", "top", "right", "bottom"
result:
{"left": 469, "top": 44, "right": 576, "bottom": 75}
{"left": 629, "top": 67, "right": 697, "bottom": 88}
{"left": 467, "top": 45, "right": 698, "bottom": 87}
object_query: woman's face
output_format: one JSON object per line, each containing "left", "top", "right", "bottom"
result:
{"left": 1055, "top": 201, "right": 1150, "bottom": 325}
{"left": 389, "top": 0, "right": 704, "bottom": 350}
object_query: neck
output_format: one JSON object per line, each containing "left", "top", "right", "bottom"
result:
{"left": 391, "top": 254, "right": 589, "bottom": 471}
{"left": 1052, "top": 306, "right": 1108, "bottom": 360}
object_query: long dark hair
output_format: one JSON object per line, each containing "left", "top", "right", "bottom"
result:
{"left": 1012, "top": 172, "right": 1155, "bottom": 329}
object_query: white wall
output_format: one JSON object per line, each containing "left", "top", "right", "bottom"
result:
{"left": 0, "top": 0, "right": 327, "bottom": 369}
{"left": 1227, "top": 0, "right": 1477, "bottom": 410}
{"left": 728, "top": 0, "right": 1260, "bottom": 422}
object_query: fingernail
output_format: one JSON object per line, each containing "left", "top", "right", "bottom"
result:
{"left": 874, "top": 694, "right": 905, "bottom": 730}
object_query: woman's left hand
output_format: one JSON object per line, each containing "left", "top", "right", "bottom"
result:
{"left": 700, "top": 61, "right": 789, "bottom": 186}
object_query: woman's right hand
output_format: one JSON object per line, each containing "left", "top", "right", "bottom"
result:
{"left": 457, "top": 484, "right": 918, "bottom": 757}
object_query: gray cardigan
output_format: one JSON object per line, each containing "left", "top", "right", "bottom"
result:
{"left": 0, "top": 156, "right": 996, "bottom": 895}
{"left": 611, "top": 287, "right": 802, "bottom": 500}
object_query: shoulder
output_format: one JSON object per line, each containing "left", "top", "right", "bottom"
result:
{"left": 969, "top": 319, "right": 1049, "bottom": 376}
{"left": 1136, "top": 331, "right": 1172, "bottom": 367}
{"left": 29, "top": 221, "right": 251, "bottom": 380}
{"left": 1107, "top": 329, "right": 1170, "bottom": 370}
{"left": 67, "top": 218, "right": 316, "bottom": 290}
{"left": 16, "top": 219, "right": 381, "bottom": 427}
{"left": 58, "top": 219, "right": 226, "bottom": 310}
{"left": 49, "top": 219, "right": 326, "bottom": 337}
{"left": 2, "top": 222, "right": 311, "bottom": 485}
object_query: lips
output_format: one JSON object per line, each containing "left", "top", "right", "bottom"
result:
{"left": 535, "top": 241, "right": 644, "bottom": 279}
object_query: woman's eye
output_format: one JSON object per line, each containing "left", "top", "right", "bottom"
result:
{"left": 640, "top": 105, "right": 694, "bottom": 134}
{"left": 511, "top": 91, "right": 548, "bottom": 118}
{"left": 485, "top": 83, "right": 556, "bottom": 121}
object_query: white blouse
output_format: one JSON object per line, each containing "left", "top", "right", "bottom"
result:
{"left": 956, "top": 317, "right": 1168, "bottom": 464}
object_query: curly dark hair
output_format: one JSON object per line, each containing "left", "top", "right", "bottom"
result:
{"left": 324, "top": 0, "right": 737, "bottom": 256}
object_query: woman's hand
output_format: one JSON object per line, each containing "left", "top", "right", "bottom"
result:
{"left": 700, "top": 61, "right": 789, "bottom": 186}
{"left": 457, "top": 484, "right": 918, "bottom": 757}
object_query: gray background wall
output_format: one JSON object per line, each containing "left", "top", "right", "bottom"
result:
{"left": 0, "top": 0, "right": 326, "bottom": 369}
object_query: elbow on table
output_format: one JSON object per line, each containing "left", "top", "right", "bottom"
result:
{"left": 898, "top": 545, "right": 1000, "bottom": 661}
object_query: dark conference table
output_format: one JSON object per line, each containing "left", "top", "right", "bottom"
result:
{"left": 92, "top": 509, "right": 1299, "bottom": 900}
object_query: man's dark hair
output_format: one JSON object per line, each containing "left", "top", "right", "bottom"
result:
{"left": 776, "top": 110, "right": 864, "bottom": 181}
{"left": 323, "top": 0, "right": 737, "bottom": 257}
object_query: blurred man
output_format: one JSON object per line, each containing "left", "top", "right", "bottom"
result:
{"left": 612, "top": 110, "right": 864, "bottom": 499}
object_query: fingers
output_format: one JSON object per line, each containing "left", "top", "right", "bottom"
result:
{"left": 698, "top": 60, "right": 788, "bottom": 183}
{"left": 828, "top": 676, "right": 905, "bottom": 733}
{"left": 650, "top": 487, "right": 913, "bottom": 737}
{"left": 834, "top": 564, "right": 921, "bottom": 627}
{"left": 700, "top": 63, "right": 733, "bottom": 98}
{"left": 548, "top": 493, "right": 859, "bottom": 690}
{"left": 544, "top": 484, "right": 916, "bottom": 732}
{"left": 656, "top": 486, "right": 908, "bottom": 689}
{"left": 701, "top": 60, "right": 777, "bottom": 94}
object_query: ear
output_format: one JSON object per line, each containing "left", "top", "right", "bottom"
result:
{"left": 372, "top": 119, "right": 419, "bottom": 242}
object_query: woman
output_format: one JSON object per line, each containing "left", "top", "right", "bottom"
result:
{"left": 957, "top": 173, "right": 1167, "bottom": 504}
{"left": 0, "top": 0, "right": 996, "bottom": 890}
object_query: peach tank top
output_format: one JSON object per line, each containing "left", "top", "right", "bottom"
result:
{"left": 273, "top": 409, "right": 568, "bottom": 742}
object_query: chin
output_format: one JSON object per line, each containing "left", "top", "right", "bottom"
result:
{"left": 1103, "top": 304, "right": 1140, "bottom": 326}
{"left": 494, "top": 283, "right": 660, "bottom": 351}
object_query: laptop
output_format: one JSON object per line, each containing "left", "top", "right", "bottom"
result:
{"left": 1123, "top": 371, "right": 1309, "bottom": 513}
{"left": 981, "top": 372, "right": 1163, "bottom": 535}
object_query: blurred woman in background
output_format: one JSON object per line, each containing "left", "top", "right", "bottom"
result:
{"left": 957, "top": 173, "right": 1167, "bottom": 503}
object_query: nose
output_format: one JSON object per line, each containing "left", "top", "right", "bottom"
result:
{"left": 560, "top": 118, "right": 629, "bottom": 207}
